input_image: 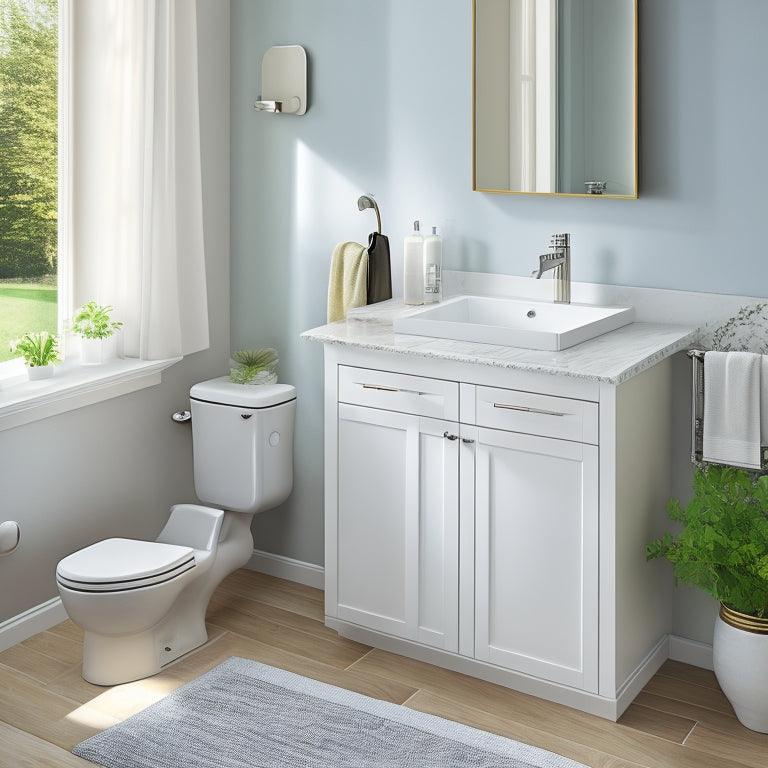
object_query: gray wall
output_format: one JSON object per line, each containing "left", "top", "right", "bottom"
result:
{"left": 0, "top": 0, "right": 230, "bottom": 625}
{"left": 231, "top": 0, "right": 768, "bottom": 646}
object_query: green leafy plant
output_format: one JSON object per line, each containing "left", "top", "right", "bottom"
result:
{"left": 10, "top": 330, "right": 60, "bottom": 367}
{"left": 71, "top": 302, "right": 123, "bottom": 339}
{"left": 229, "top": 347, "right": 279, "bottom": 384}
{"left": 647, "top": 465, "right": 768, "bottom": 617}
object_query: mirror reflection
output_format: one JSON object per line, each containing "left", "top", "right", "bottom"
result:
{"left": 473, "top": 0, "right": 637, "bottom": 198}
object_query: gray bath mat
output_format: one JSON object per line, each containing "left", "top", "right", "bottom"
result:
{"left": 73, "top": 656, "right": 588, "bottom": 768}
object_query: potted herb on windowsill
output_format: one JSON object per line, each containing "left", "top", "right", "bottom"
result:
{"left": 10, "top": 331, "right": 61, "bottom": 379}
{"left": 647, "top": 464, "right": 768, "bottom": 732}
{"left": 71, "top": 302, "right": 123, "bottom": 365}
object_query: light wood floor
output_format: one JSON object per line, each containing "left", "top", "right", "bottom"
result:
{"left": 1, "top": 570, "right": 766, "bottom": 768}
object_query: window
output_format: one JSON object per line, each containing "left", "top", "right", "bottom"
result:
{"left": 0, "top": 0, "right": 58, "bottom": 363}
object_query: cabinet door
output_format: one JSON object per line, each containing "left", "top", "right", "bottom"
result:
{"left": 474, "top": 427, "right": 598, "bottom": 692}
{"left": 336, "top": 403, "right": 459, "bottom": 652}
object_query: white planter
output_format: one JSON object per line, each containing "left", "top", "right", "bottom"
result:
{"left": 80, "top": 336, "right": 117, "bottom": 365}
{"left": 713, "top": 604, "right": 768, "bottom": 733}
{"left": 26, "top": 364, "right": 54, "bottom": 380}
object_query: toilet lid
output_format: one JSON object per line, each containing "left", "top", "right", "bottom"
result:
{"left": 56, "top": 538, "right": 195, "bottom": 592}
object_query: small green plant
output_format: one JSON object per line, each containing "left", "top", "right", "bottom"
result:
{"left": 647, "top": 464, "right": 768, "bottom": 617}
{"left": 10, "top": 331, "right": 60, "bottom": 367}
{"left": 229, "top": 348, "right": 278, "bottom": 384}
{"left": 71, "top": 302, "right": 123, "bottom": 339}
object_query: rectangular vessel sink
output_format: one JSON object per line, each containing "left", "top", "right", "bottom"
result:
{"left": 393, "top": 295, "right": 634, "bottom": 351}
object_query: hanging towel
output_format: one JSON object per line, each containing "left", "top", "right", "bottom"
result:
{"left": 702, "top": 351, "right": 762, "bottom": 469}
{"left": 366, "top": 231, "right": 392, "bottom": 305}
{"left": 762, "top": 356, "right": 768, "bottom": 446}
{"left": 327, "top": 241, "right": 369, "bottom": 323}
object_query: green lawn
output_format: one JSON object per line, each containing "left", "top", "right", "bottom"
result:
{"left": 0, "top": 280, "right": 58, "bottom": 363}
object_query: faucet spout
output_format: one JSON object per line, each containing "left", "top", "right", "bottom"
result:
{"left": 533, "top": 234, "right": 571, "bottom": 304}
{"left": 535, "top": 253, "right": 566, "bottom": 280}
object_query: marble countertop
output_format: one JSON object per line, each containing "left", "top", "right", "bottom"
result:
{"left": 302, "top": 298, "right": 700, "bottom": 385}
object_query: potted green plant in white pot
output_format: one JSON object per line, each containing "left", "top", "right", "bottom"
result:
{"left": 647, "top": 464, "right": 768, "bottom": 732}
{"left": 229, "top": 348, "right": 279, "bottom": 385}
{"left": 10, "top": 331, "right": 61, "bottom": 379}
{"left": 71, "top": 302, "right": 123, "bottom": 365}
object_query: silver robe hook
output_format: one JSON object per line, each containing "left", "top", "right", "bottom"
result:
{"left": 357, "top": 194, "right": 382, "bottom": 234}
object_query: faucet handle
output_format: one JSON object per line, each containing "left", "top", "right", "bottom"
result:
{"left": 550, "top": 233, "right": 571, "bottom": 248}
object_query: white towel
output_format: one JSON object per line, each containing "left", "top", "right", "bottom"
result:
{"left": 762, "top": 356, "right": 768, "bottom": 445}
{"left": 702, "top": 351, "right": 762, "bottom": 469}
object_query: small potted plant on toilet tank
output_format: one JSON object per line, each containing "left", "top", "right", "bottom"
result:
{"left": 229, "top": 347, "right": 278, "bottom": 385}
{"left": 647, "top": 464, "right": 768, "bottom": 732}
{"left": 71, "top": 301, "right": 122, "bottom": 365}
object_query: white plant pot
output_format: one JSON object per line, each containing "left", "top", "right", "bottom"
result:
{"left": 80, "top": 336, "right": 117, "bottom": 365}
{"left": 26, "top": 365, "right": 54, "bottom": 380}
{"left": 713, "top": 604, "right": 768, "bottom": 733}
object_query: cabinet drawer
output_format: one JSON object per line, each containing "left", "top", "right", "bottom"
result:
{"left": 338, "top": 366, "right": 459, "bottom": 420}
{"left": 474, "top": 386, "right": 598, "bottom": 444}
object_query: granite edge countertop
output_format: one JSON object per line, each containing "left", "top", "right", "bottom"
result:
{"left": 302, "top": 300, "right": 700, "bottom": 386}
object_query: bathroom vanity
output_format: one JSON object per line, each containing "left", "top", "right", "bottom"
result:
{"left": 304, "top": 287, "right": 698, "bottom": 720}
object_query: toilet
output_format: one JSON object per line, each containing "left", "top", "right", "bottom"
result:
{"left": 56, "top": 377, "right": 296, "bottom": 686}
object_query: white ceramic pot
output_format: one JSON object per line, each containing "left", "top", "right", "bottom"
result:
{"left": 713, "top": 603, "right": 768, "bottom": 733}
{"left": 80, "top": 336, "right": 117, "bottom": 365}
{"left": 26, "top": 364, "right": 53, "bottom": 380}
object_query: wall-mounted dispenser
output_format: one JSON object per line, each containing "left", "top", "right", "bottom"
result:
{"left": 254, "top": 45, "right": 307, "bottom": 115}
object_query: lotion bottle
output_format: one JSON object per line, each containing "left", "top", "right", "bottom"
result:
{"left": 403, "top": 220, "right": 424, "bottom": 305}
{"left": 423, "top": 226, "right": 442, "bottom": 303}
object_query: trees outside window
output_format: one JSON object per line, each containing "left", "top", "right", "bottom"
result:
{"left": 0, "top": 0, "right": 57, "bottom": 362}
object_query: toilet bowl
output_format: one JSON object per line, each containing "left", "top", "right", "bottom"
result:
{"left": 56, "top": 379, "right": 296, "bottom": 685}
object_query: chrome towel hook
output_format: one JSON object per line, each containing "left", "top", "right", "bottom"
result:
{"left": 357, "top": 194, "right": 381, "bottom": 234}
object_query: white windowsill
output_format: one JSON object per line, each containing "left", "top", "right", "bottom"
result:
{"left": 0, "top": 356, "right": 181, "bottom": 432}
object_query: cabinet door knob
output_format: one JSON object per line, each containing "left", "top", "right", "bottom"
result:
{"left": 443, "top": 431, "right": 459, "bottom": 441}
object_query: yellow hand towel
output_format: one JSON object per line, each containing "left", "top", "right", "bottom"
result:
{"left": 327, "top": 241, "right": 369, "bottom": 322}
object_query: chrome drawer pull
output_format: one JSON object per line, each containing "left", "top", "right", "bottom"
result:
{"left": 359, "top": 383, "right": 427, "bottom": 396}
{"left": 493, "top": 403, "right": 567, "bottom": 417}
{"left": 360, "top": 383, "right": 398, "bottom": 392}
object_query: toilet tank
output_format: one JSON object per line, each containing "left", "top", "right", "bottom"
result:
{"left": 189, "top": 377, "right": 296, "bottom": 514}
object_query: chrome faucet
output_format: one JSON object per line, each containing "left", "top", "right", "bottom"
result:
{"left": 533, "top": 233, "right": 571, "bottom": 304}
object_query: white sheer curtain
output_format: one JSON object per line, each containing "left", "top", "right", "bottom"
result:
{"left": 64, "top": 0, "right": 209, "bottom": 360}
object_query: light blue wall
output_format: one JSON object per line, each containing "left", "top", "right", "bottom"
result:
{"left": 231, "top": 0, "right": 768, "bottom": 570}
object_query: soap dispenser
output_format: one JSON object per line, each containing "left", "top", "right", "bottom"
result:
{"left": 403, "top": 221, "right": 424, "bottom": 305}
{"left": 423, "top": 226, "right": 442, "bottom": 303}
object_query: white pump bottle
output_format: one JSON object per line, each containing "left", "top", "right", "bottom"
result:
{"left": 423, "top": 226, "right": 442, "bottom": 303}
{"left": 403, "top": 221, "right": 424, "bottom": 305}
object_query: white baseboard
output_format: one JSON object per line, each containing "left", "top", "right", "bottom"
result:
{"left": 615, "top": 635, "right": 669, "bottom": 716}
{"left": 0, "top": 597, "right": 67, "bottom": 653}
{"left": 668, "top": 634, "right": 714, "bottom": 671}
{"left": 246, "top": 549, "right": 324, "bottom": 590}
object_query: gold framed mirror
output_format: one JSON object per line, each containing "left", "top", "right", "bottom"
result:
{"left": 473, "top": 0, "right": 638, "bottom": 198}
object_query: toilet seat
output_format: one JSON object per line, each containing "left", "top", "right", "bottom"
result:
{"left": 56, "top": 538, "right": 195, "bottom": 593}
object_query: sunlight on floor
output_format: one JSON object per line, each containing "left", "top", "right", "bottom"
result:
{"left": 64, "top": 674, "right": 181, "bottom": 729}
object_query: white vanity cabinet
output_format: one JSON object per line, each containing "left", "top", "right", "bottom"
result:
{"left": 334, "top": 366, "right": 460, "bottom": 652}
{"left": 322, "top": 344, "right": 675, "bottom": 721}
{"left": 468, "top": 386, "right": 599, "bottom": 692}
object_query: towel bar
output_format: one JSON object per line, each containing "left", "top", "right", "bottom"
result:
{"left": 688, "top": 349, "right": 768, "bottom": 468}
{"left": 688, "top": 350, "right": 705, "bottom": 462}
